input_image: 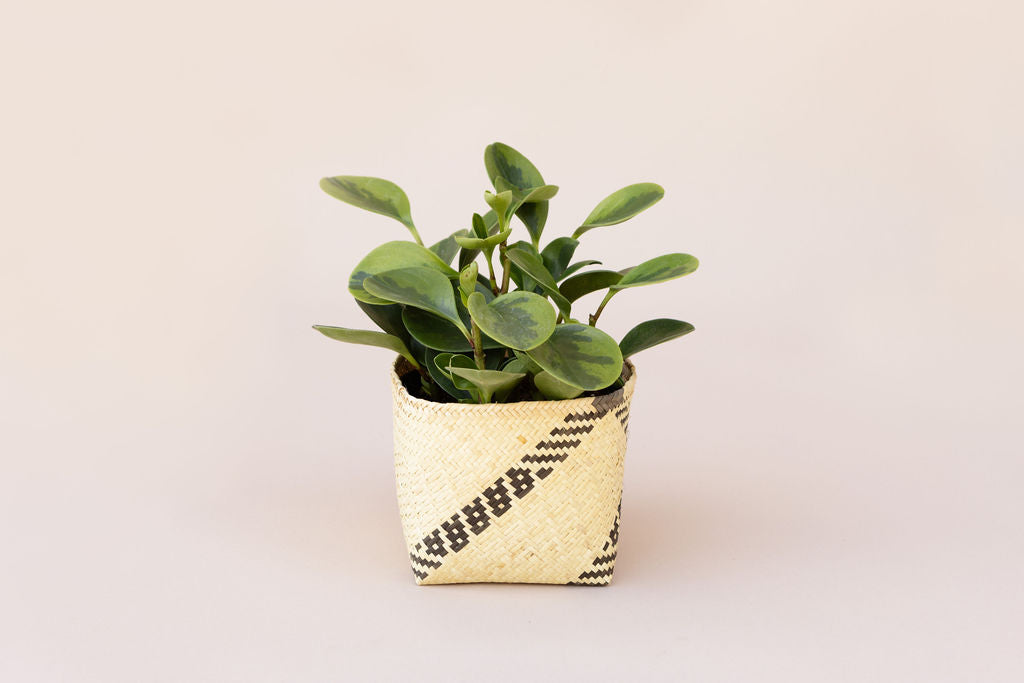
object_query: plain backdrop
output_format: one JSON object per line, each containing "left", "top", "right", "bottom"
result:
{"left": 2, "top": 0, "right": 1022, "bottom": 681}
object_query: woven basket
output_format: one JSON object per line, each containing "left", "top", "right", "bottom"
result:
{"left": 390, "top": 357, "right": 636, "bottom": 585}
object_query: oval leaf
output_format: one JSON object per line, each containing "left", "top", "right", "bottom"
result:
{"left": 320, "top": 176, "right": 420, "bottom": 240}
{"left": 513, "top": 349, "right": 544, "bottom": 375}
{"left": 516, "top": 184, "right": 559, "bottom": 203}
{"left": 355, "top": 300, "right": 410, "bottom": 344}
{"left": 484, "top": 142, "right": 550, "bottom": 245}
{"left": 504, "top": 246, "right": 573, "bottom": 318}
{"left": 459, "top": 262, "right": 478, "bottom": 300}
{"left": 483, "top": 190, "right": 515, "bottom": 222}
{"left": 613, "top": 253, "right": 699, "bottom": 290}
{"left": 454, "top": 226, "right": 513, "bottom": 250}
{"left": 573, "top": 183, "right": 664, "bottom": 238}
{"left": 429, "top": 229, "right": 469, "bottom": 265}
{"left": 501, "top": 357, "right": 530, "bottom": 374}
{"left": 619, "top": 319, "right": 695, "bottom": 358}
{"left": 402, "top": 301, "right": 503, "bottom": 352}
{"left": 525, "top": 323, "right": 623, "bottom": 391}
{"left": 558, "top": 270, "right": 624, "bottom": 302}
{"left": 349, "top": 241, "right": 457, "bottom": 304}
{"left": 559, "top": 259, "right": 602, "bottom": 281}
{"left": 541, "top": 237, "right": 579, "bottom": 281}
{"left": 313, "top": 325, "right": 418, "bottom": 368}
{"left": 534, "top": 371, "right": 584, "bottom": 400}
{"left": 423, "top": 348, "right": 471, "bottom": 400}
{"left": 363, "top": 267, "right": 467, "bottom": 335}
{"left": 466, "top": 291, "right": 556, "bottom": 351}
{"left": 459, "top": 211, "right": 498, "bottom": 269}
{"left": 434, "top": 353, "right": 484, "bottom": 401}
{"left": 448, "top": 366, "right": 526, "bottom": 403}
{"left": 485, "top": 143, "right": 545, "bottom": 190}
{"left": 402, "top": 308, "right": 473, "bottom": 352}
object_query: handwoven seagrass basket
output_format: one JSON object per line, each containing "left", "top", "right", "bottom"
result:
{"left": 390, "top": 357, "right": 636, "bottom": 585}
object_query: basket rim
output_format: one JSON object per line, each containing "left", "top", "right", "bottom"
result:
{"left": 391, "top": 356, "right": 636, "bottom": 414}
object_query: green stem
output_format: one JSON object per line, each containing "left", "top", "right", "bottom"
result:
{"left": 470, "top": 320, "right": 486, "bottom": 370}
{"left": 499, "top": 244, "right": 511, "bottom": 294}
{"left": 589, "top": 290, "right": 616, "bottom": 326}
{"left": 405, "top": 223, "right": 424, "bottom": 246}
{"left": 485, "top": 249, "right": 499, "bottom": 294}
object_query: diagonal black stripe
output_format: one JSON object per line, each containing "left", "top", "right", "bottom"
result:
{"left": 406, "top": 400, "right": 624, "bottom": 582}
{"left": 592, "top": 551, "right": 617, "bottom": 566}
{"left": 521, "top": 453, "right": 568, "bottom": 463}
{"left": 563, "top": 410, "right": 606, "bottom": 423}
{"left": 548, "top": 425, "right": 595, "bottom": 437}
{"left": 410, "top": 553, "right": 442, "bottom": 569}
{"left": 577, "top": 566, "right": 615, "bottom": 580}
{"left": 535, "top": 439, "right": 582, "bottom": 450}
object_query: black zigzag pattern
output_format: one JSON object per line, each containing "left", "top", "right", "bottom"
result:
{"left": 406, "top": 394, "right": 624, "bottom": 583}
{"left": 571, "top": 497, "right": 624, "bottom": 586}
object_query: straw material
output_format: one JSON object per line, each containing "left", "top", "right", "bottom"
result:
{"left": 391, "top": 357, "right": 636, "bottom": 585}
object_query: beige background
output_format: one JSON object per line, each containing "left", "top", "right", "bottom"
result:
{"left": 2, "top": 0, "right": 1023, "bottom": 680}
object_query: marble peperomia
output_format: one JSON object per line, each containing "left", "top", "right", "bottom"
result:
{"left": 314, "top": 142, "right": 698, "bottom": 403}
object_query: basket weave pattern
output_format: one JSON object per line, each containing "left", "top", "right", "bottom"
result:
{"left": 391, "top": 358, "right": 635, "bottom": 585}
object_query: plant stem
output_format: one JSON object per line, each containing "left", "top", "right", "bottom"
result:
{"left": 499, "top": 244, "right": 511, "bottom": 294}
{"left": 470, "top": 320, "right": 486, "bottom": 370}
{"left": 485, "top": 250, "right": 499, "bottom": 294}
{"left": 589, "top": 290, "right": 616, "bottom": 326}
{"left": 406, "top": 224, "right": 424, "bottom": 246}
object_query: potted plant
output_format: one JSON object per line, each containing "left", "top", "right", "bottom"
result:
{"left": 314, "top": 143, "right": 698, "bottom": 585}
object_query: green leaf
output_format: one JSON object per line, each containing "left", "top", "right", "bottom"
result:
{"left": 447, "top": 366, "right": 525, "bottom": 404}
{"left": 402, "top": 308, "right": 471, "bottom": 351}
{"left": 454, "top": 226, "right": 513, "bottom": 250}
{"left": 541, "top": 237, "right": 579, "bottom": 281}
{"left": 485, "top": 144, "right": 545, "bottom": 189}
{"left": 558, "top": 270, "right": 624, "bottom": 302}
{"left": 471, "top": 213, "right": 489, "bottom": 239}
{"left": 355, "top": 301, "right": 409, "bottom": 344}
{"left": 349, "top": 241, "right": 457, "bottom": 304}
{"left": 424, "top": 349, "right": 471, "bottom": 400}
{"left": 313, "top": 325, "right": 418, "bottom": 368}
{"left": 572, "top": 183, "right": 665, "bottom": 239}
{"left": 433, "top": 352, "right": 471, "bottom": 379}
{"left": 484, "top": 142, "right": 550, "bottom": 246}
{"left": 501, "top": 357, "right": 531, "bottom": 374}
{"left": 513, "top": 349, "right": 544, "bottom": 375}
{"left": 429, "top": 229, "right": 469, "bottom": 265}
{"left": 619, "top": 319, "right": 695, "bottom": 358}
{"left": 433, "top": 353, "right": 484, "bottom": 401}
{"left": 612, "top": 253, "right": 699, "bottom": 290}
{"left": 483, "top": 190, "right": 516, "bottom": 223}
{"left": 534, "top": 371, "right": 584, "bottom": 400}
{"left": 320, "top": 175, "right": 422, "bottom": 243}
{"left": 515, "top": 202, "right": 548, "bottom": 249}
{"left": 466, "top": 291, "right": 556, "bottom": 351}
{"left": 402, "top": 302, "right": 503, "bottom": 352}
{"left": 559, "top": 259, "right": 602, "bottom": 280}
{"left": 363, "top": 267, "right": 468, "bottom": 336}
{"left": 525, "top": 323, "right": 623, "bottom": 391}
{"left": 504, "top": 246, "right": 573, "bottom": 318}
{"left": 459, "top": 262, "right": 478, "bottom": 301}
{"left": 515, "top": 184, "right": 559, "bottom": 202}
{"left": 458, "top": 211, "right": 499, "bottom": 269}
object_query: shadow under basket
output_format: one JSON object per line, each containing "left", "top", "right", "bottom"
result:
{"left": 390, "top": 357, "right": 636, "bottom": 585}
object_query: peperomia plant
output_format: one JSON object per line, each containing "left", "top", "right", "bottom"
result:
{"left": 314, "top": 143, "right": 698, "bottom": 404}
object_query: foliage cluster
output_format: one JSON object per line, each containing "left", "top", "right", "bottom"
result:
{"left": 314, "top": 143, "right": 698, "bottom": 403}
